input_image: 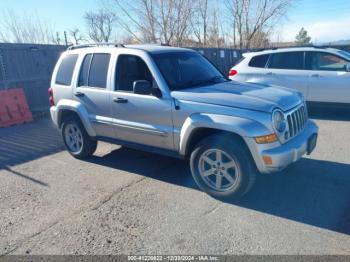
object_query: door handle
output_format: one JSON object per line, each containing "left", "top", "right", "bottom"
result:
{"left": 311, "top": 74, "right": 320, "bottom": 78}
{"left": 74, "top": 91, "right": 85, "bottom": 97}
{"left": 266, "top": 72, "right": 274, "bottom": 75}
{"left": 113, "top": 97, "right": 128, "bottom": 103}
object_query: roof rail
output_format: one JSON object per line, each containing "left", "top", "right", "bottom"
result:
{"left": 67, "top": 43, "right": 125, "bottom": 50}
{"left": 253, "top": 44, "right": 328, "bottom": 52}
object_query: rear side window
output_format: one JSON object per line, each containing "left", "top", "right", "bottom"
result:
{"left": 55, "top": 54, "right": 78, "bottom": 85}
{"left": 248, "top": 54, "right": 269, "bottom": 68}
{"left": 268, "top": 52, "right": 304, "bottom": 70}
{"left": 233, "top": 57, "right": 245, "bottom": 66}
{"left": 78, "top": 53, "right": 110, "bottom": 88}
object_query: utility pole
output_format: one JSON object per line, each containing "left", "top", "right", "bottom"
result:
{"left": 64, "top": 31, "right": 68, "bottom": 47}
{"left": 233, "top": 21, "right": 236, "bottom": 49}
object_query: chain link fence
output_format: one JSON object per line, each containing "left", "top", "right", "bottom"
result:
{"left": 2, "top": 43, "right": 348, "bottom": 114}
{"left": 0, "top": 43, "right": 244, "bottom": 113}
{"left": 0, "top": 43, "right": 65, "bottom": 113}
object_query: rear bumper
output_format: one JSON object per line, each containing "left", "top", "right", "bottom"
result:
{"left": 246, "top": 120, "right": 318, "bottom": 174}
{"left": 50, "top": 106, "right": 59, "bottom": 127}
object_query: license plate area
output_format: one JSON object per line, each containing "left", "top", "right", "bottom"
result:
{"left": 307, "top": 134, "right": 317, "bottom": 155}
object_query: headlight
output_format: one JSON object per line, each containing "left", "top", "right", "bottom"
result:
{"left": 272, "top": 109, "right": 287, "bottom": 133}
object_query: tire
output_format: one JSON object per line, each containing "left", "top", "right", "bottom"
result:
{"left": 61, "top": 116, "right": 97, "bottom": 159}
{"left": 190, "top": 134, "right": 257, "bottom": 200}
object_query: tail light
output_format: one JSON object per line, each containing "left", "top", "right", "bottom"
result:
{"left": 228, "top": 69, "right": 237, "bottom": 77}
{"left": 48, "top": 88, "right": 55, "bottom": 106}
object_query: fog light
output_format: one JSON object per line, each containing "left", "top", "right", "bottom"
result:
{"left": 255, "top": 134, "right": 277, "bottom": 144}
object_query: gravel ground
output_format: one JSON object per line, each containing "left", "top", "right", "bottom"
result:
{"left": 0, "top": 112, "right": 350, "bottom": 255}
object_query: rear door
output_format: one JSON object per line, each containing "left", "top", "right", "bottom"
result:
{"left": 241, "top": 54, "right": 270, "bottom": 83}
{"left": 305, "top": 51, "right": 350, "bottom": 103}
{"left": 74, "top": 53, "right": 114, "bottom": 138}
{"left": 265, "top": 51, "right": 309, "bottom": 97}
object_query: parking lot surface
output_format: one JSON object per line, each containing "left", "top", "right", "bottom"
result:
{"left": 1, "top": 112, "right": 350, "bottom": 255}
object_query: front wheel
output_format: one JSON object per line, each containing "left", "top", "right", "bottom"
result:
{"left": 190, "top": 135, "right": 257, "bottom": 200}
{"left": 61, "top": 117, "right": 97, "bottom": 159}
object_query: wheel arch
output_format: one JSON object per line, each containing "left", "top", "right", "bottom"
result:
{"left": 184, "top": 127, "right": 248, "bottom": 159}
{"left": 179, "top": 113, "right": 270, "bottom": 157}
{"left": 56, "top": 99, "right": 96, "bottom": 137}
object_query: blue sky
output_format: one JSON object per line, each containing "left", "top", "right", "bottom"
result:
{"left": 282, "top": 0, "right": 350, "bottom": 42}
{"left": 1, "top": 0, "right": 350, "bottom": 43}
{"left": 0, "top": 0, "right": 98, "bottom": 31}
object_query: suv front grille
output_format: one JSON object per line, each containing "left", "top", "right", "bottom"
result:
{"left": 285, "top": 104, "right": 308, "bottom": 140}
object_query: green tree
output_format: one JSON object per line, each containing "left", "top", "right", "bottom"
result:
{"left": 295, "top": 27, "right": 311, "bottom": 45}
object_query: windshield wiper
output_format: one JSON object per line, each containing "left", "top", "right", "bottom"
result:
{"left": 208, "top": 76, "right": 226, "bottom": 83}
{"left": 173, "top": 76, "right": 228, "bottom": 90}
{"left": 183, "top": 76, "right": 227, "bottom": 88}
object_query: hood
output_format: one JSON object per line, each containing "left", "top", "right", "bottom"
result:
{"left": 171, "top": 81, "right": 302, "bottom": 113}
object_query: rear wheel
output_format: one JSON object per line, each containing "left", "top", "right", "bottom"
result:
{"left": 190, "top": 134, "right": 257, "bottom": 200}
{"left": 61, "top": 117, "right": 97, "bottom": 159}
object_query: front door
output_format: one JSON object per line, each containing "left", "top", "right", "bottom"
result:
{"left": 110, "top": 54, "right": 174, "bottom": 150}
{"left": 305, "top": 51, "right": 350, "bottom": 103}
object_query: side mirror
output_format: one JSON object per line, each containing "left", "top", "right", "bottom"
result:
{"left": 346, "top": 63, "right": 350, "bottom": 72}
{"left": 133, "top": 80, "right": 152, "bottom": 95}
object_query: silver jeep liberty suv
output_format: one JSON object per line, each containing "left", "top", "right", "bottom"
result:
{"left": 49, "top": 44, "right": 318, "bottom": 199}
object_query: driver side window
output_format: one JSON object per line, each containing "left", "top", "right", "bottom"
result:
{"left": 305, "top": 52, "right": 348, "bottom": 71}
{"left": 115, "top": 54, "right": 154, "bottom": 92}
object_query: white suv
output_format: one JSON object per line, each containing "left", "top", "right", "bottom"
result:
{"left": 229, "top": 47, "right": 350, "bottom": 107}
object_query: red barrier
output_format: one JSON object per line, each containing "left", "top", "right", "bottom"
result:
{"left": 0, "top": 88, "right": 33, "bottom": 128}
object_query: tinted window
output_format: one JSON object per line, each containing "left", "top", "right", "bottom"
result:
{"left": 337, "top": 50, "right": 350, "bottom": 60}
{"left": 268, "top": 52, "right": 304, "bottom": 70}
{"left": 152, "top": 52, "right": 226, "bottom": 91}
{"left": 305, "top": 52, "right": 348, "bottom": 71}
{"left": 116, "top": 55, "right": 153, "bottom": 92}
{"left": 233, "top": 57, "right": 245, "bottom": 66}
{"left": 249, "top": 54, "right": 269, "bottom": 68}
{"left": 78, "top": 54, "right": 92, "bottom": 87}
{"left": 88, "top": 54, "right": 110, "bottom": 88}
{"left": 55, "top": 55, "right": 78, "bottom": 85}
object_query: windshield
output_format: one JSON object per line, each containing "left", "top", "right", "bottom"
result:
{"left": 152, "top": 51, "right": 228, "bottom": 91}
{"left": 337, "top": 50, "right": 350, "bottom": 61}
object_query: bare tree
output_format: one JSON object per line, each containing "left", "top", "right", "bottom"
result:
{"left": 190, "top": 0, "right": 209, "bottom": 47}
{"left": 52, "top": 32, "right": 61, "bottom": 45}
{"left": 0, "top": 10, "right": 57, "bottom": 44}
{"left": 84, "top": 9, "right": 117, "bottom": 43}
{"left": 69, "top": 28, "right": 84, "bottom": 45}
{"left": 206, "top": 6, "right": 226, "bottom": 48}
{"left": 114, "top": 0, "right": 193, "bottom": 46}
{"left": 226, "top": 0, "right": 292, "bottom": 49}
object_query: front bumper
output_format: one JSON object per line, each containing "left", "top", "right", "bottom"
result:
{"left": 246, "top": 120, "right": 318, "bottom": 174}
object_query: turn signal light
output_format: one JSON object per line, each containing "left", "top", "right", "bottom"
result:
{"left": 255, "top": 134, "right": 277, "bottom": 144}
{"left": 263, "top": 156, "right": 273, "bottom": 165}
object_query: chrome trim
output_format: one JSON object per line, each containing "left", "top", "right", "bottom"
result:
{"left": 283, "top": 103, "right": 308, "bottom": 143}
{"left": 91, "top": 118, "right": 168, "bottom": 137}
{"left": 112, "top": 122, "right": 168, "bottom": 137}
